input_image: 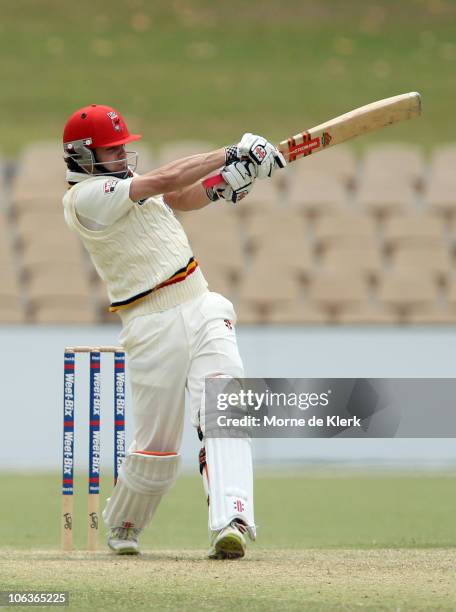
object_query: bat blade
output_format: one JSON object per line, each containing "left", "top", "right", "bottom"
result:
{"left": 281, "top": 91, "right": 421, "bottom": 162}
{"left": 202, "top": 92, "right": 421, "bottom": 189}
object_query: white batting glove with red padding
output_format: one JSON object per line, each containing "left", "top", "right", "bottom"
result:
{"left": 218, "top": 160, "right": 256, "bottom": 204}
{"left": 238, "top": 133, "right": 287, "bottom": 179}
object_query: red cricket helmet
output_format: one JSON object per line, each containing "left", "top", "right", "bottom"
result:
{"left": 63, "top": 104, "right": 142, "bottom": 175}
{"left": 63, "top": 104, "right": 141, "bottom": 148}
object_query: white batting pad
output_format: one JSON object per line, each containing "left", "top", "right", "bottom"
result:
{"left": 103, "top": 451, "right": 181, "bottom": 530}
{"left": 205, "top": 437, "right": 256, "bottom": 539}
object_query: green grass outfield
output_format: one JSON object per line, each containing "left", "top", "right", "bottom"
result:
{"left": 1, "top": 471, "right": 455, "bottom": 610}
{"left": 1, "top": 0, "right": 455, "bottom": 153}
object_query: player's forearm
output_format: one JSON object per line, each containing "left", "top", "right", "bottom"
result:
{"left": 164, "top": 182, "right": 213, "bottom": 212}
{"left": 129, "top": 149, "right": 225, "bottom": 202}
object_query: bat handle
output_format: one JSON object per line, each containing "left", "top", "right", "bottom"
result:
{"left": 202, "top": 173, "right": 224, "bottom": 189}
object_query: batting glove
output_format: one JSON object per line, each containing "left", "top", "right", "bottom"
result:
{"left": 239, "top": 133, "right": 286, "bottom": 178}
{"left": 217, "top": 160, "right": 257, "bottom": 204}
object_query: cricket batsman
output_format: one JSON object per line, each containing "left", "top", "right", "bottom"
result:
{"left": 61, "top": 104, "right": 285, "bottom": 558}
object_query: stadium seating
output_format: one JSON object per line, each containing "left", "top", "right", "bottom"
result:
{"left": 307, "top": 270, "right": 370, "bottom": 323}
{"left": 290, "top": 145, "right": 356, "bottom": 189}
{"left": 0, "top": 214, "right": 26, "bottom": 323}
{"left": 377, "top": 269, "right": 438, "bottom": 323}
{"left": 314, "top": 213, "right": 378, "bottom": 251}
{"left": 320, "top": 247, "right": 383, "bottom": 283}
{"left": 355, "top": 143, "right": 423, "bottom": 218}
{"left": 237, "top": 258, "right": 301, "bottom": 323}
{"left": 2, "top": 140, "right": 456, "bottom": 325}
{"left": 361, "top": 143, "right": 424, "bottom": 187}
{"left": 11, "top": 142, "right": 66, "bottom": 207}
{"left": 288, "top": 171, "right": 348, "bottom": 217}
{"left": 238, "top": 174, "right": 283, "bottom": 215}
{"left": 424, "top": 145, "right": 456, "bottom": 218}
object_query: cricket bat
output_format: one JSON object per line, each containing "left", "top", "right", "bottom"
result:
{"left": 202, "top": 91, "right": 422, "bottom": 188}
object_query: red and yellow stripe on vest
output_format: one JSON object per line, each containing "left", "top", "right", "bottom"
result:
{"left": 109, "top": 256, "right": 198, "bottom": 312}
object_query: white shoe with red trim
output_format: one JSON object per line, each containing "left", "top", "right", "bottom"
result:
{"left": 108, "top": 526, "right": 141, "bottom": 555}
{"left": 208, "top": 520, "right": 248, "bottom": 560}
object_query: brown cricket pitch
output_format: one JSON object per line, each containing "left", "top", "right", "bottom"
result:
{"left": 1, "top": 548, "right": 455, "bottom": 611}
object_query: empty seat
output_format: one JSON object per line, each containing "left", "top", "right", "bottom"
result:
{"left": 26, "top": 264, "right": 96, "bottom": 323}
{"left": 235, "top": 300, "right": 262, "bottom": 324}
{"left": 377, "top": 269, "right": 437, "bottom": 321}
{"left": 182, "top": 206, "right": 244, "bottom": 282}
{"left": 424, "top": 148, "right": 456, "bottom": 217}
{"left": 444, "top": 279, "right": 456, "bottom": 321}
{"left": 425, "top": 176, "right": 456, "bottom": 218}
{"left": 0, "top": 242, "right": 13, "bottom": 269}
{"left": 407, "top": 304, "right": 456, "bottom": 324}
{"left": 290, "top": 145, "right": 356, "bottom": 188}
{"left": 20, "top": 236, "right": 84, "bottom": 269}
{"left": 193, "top": 242, "right": 244, "bottom": 284}
{"left": 0, "top": 213, "right": 13, "bottom": 255}
{"left": 26, "top": 263, "right": 91, "bottom": 293}
{"left": 236, "top": 295, "right": 325, "bottom": 324}
{"left": 199, "top": 265, "right": 235, "bottom": 299}
{"left": 307, "top": 271, "right": 369, "bottom": 320}
{"left": 12, "top": 142, "right": 66, "bottom": 203}
{"left": 356, "top": 178, "right": 416, "bottom": 217}
{"left": 267, "top": 301, "right": 327, "bottom": 324}
{"left": 237, "top": 261, "right": 301, "bottom": 321}
{"left": 383, "top": 215, "right": 446, "bottom": 251}
{"left": 391, "top": 244, "right": 452, "bottom": 284}
{"left": 288, "top": 171, "right": 347, "bottom": 216}
{"left": 0, "top": 267, "right": 26, "bottom": 323}
{"left": 337, "top": 303, "right": 397, "bottom": 324}
{"left": 245, "top": 210, "right": 307, "bottom": 252}
{"left": 16, "top": 208, "right": 84, "bottom": 267}
{"left": 12, "top": 195, "right": 65, "bottom": 215}
{"left": 361, "top": 144, "right": 424, "bottom": 186}
{"left": 186, "top": 211, "right": 244, "bottom": 279}
{"left": 239, "top": 174, "right": 283, "bottom": 214}
{"left": 15, "top": 208, "right": 66, "bottom": 233}
{"left": 0, "top": 215, "right": 25, "bottom": 321}
{"left": 252, "top": 241, "right": 314, "bottom": 280}
{"left": 314, "top": 213, "right": 377, "bottom": 251}
{"left": 429, "top": 145, "right": 456, "bottom": 176}
{"left": 179, "top": 206, "right": 240, "bottom": 245}
{"left": 320, "top": 246, "right": 383, "bottom": 280}
{"left": 0, "top": 305, "right": 26, "bottom": 323}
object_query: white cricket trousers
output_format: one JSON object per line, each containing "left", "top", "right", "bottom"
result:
{"left": 118, "top": 291, "right": 244, "bottom": 453}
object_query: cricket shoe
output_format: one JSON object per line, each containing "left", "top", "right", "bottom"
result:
{"left": 208, "top": 520, "right": 249, "bottom": 560}
{"left": 108, "top": 526, "right": 142, "bottom": 555}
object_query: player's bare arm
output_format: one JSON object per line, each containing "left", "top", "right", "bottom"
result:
{"left": 163, "top": 182, "right": 213, "bottom": 212}
{"left": 129, "top": 149, "right": 226, "bottom": 202}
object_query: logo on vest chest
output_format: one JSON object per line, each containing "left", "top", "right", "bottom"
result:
{"left": 103, "top": 179, "right": 118, "bottom": 194}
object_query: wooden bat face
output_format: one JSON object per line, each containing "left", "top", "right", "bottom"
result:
{"left": 279, "top": 91, "right": 421, "bottom": 163}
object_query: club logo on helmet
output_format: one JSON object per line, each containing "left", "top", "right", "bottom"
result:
{"left": 107, "top": 111, "right": 122, "bottom": 133}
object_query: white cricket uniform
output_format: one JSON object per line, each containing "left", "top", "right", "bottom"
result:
{"left": 62, "top": 171, "right": 256, "bottom": 539}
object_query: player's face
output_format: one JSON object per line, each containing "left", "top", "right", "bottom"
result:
{"left": 95, "top": 145, "right": 128, "bottom": 173}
